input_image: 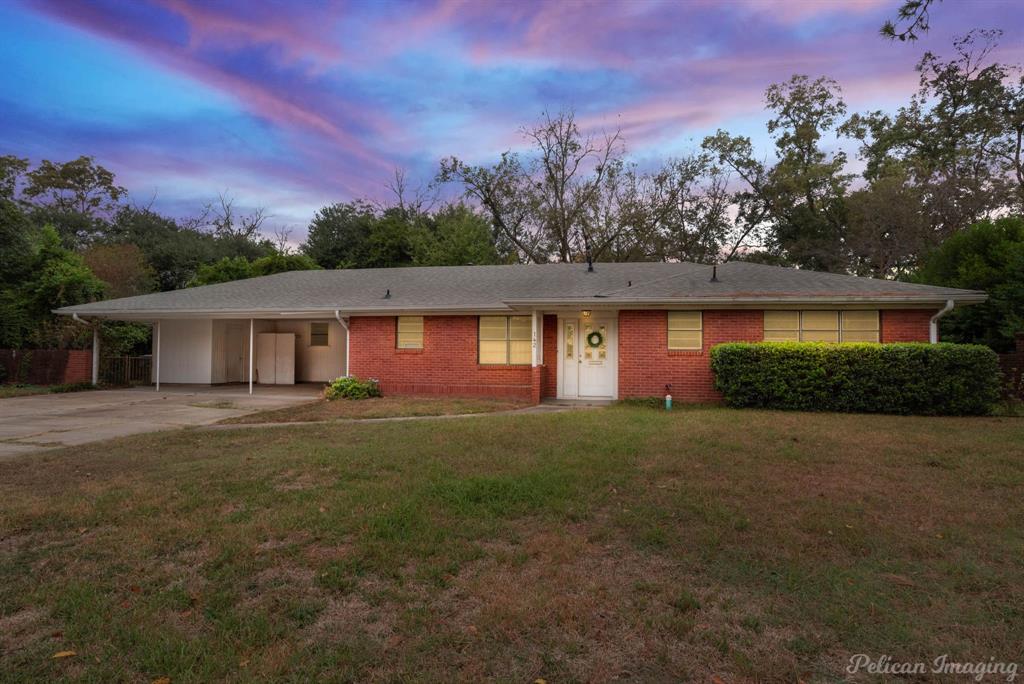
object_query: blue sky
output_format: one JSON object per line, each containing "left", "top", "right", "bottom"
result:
{"left": 2, "top": 0, "right": 1022, "bottom": 239}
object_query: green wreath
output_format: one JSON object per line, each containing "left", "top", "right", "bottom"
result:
{"left": 586, "top": 330, "right": 604, "bottom": 348}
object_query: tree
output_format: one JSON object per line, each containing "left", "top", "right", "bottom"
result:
{"left": 250, "top": 252, "right": 320, "bottom": 277}
{"left": 881, "top": 0, "right": 940, "bottom": 42}
{"left": 301, "top": 201, "right": 378, "bottom": 269}
{"left": 703, "top": 75, "right": 852, "bottom": 271}
{"left": 844, "top": 167, "right": 931, "bottom": 278}
{"left": 0, "top": 154, "right": 28, "bottom": 200}
{"left": 410, "top": 204, "right": 502, "bottom": 266}
{"left": 23, "top": 156, "right": 125, "bottom": 246}
{"left": 438, "top": 110, "right": 625, "bottom": 265}
{"left": 188, "top": 256, "right": 255, "bottom": 287}
{"left": 842, "top": 31, "right": 1021, "bottom": 238}
{"left": 82, "top": 243, "right": 156, "bottom": 299}
{"left": 188, "top": 252, "right": 319, "bottom": 287}
{"left": 915, "top": 216, "right": 1024, "bottom": 352}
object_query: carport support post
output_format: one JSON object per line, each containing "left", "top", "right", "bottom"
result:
{"left": 91, "top": 327, "right": 100, "bottom": 386}
{"left": 248, "top": 318, "right": 254, "bottom": 395}
{"left": 154, "top": 321, "right": 161, "bottom": 392}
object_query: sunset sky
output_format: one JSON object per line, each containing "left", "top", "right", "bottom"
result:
{"left": 2, "top": 0, "right": 1022, "bottom": 238}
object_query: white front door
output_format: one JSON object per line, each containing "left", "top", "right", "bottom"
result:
{"left": 560, "top": 315, "right": 616, "bottom": 399}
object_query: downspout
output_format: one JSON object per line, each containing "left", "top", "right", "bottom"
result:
{"left": 335, "top": 310, "right": 350, "bottom": 377}
{"left": 930, "top": 299, "right": 955, "bottom": 344}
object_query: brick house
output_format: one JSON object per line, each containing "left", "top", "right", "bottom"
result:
{"left": 57, "top": 262, "right": 985, "bottom": 403}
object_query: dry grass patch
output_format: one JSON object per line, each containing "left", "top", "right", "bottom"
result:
{"left": 221, "top": 395, "right": 529, "bottom": 424}
{"left": 0, "top": 406, "right": 1021, "bottom": 681}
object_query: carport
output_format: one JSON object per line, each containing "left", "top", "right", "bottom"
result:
{"left": 74, "top": 313, "right": 348, "bottom": 395}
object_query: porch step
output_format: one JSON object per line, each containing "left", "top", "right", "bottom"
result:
{"left": 541, "top": 398, "right": 614, "bottom": 407}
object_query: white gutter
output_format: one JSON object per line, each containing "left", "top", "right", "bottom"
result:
{"left": 930, "top": 299, "right": 955, "bottom": 344}
{"left": 335, "top": 310, "right": 350, "bottom": 377}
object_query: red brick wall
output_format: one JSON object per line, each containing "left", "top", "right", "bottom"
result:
{"left": 541, "top": 314, "right": 558, "bottom": 398}
{"left": 63, "top": 349, "right": 92, "bottom": 384}
{"left": 348, "top": 315, "right": 534, "bottom": 400}
{"left": 881, "top": 309, "right": 934, "bottom": 342}
{"left": 618, "top": 310, "right": 764, "bottom": 402}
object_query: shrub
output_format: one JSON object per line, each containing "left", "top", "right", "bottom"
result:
{"left": 710, "top": 342, "right": 1000, "bottom": 416}
{"left": 49, "top": 382, "right": 96, "bottom": 394}
{"left": 324, "top": 376, "right": 381, "bottom": 401}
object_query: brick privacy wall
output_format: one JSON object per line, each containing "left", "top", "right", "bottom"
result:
{"left": 881, "top": 309, "right": 934, "bottom": 342}
{"left": 0, "top": 349, "right": 92, "bottom": 385}
{"left": 618, "top": 310, "right": 765, "bottom": 402}
{"left": 541, "top": 314, "right": 558, "bottom": 398}
{"left": 348, "top": 315, "right": 534, "bottom": 400}
{"left": 63, "top": 349, "right": 92, "bottom": 383}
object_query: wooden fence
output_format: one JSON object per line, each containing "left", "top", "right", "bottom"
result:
{"left": 100, "top": 356, "right": 152, "bottom": 386}
{"left": 997, "top": 333, "right": 1024, "bottom": 400}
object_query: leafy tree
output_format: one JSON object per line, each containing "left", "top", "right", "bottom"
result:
{"left": 703, "top": 75, "right": 852, "bottom": 271}
{"left": 438, "top": 110, "right": 626, "bottom": 264}
{"left": 915, "top": 216, "right": 1024, "bottom": 352}
{"left": 111, "top": 206, "right": 275, "bottom": 290}
{"left": 410, "top": 204, "right": 501, "bottom": 266}
{"left": 23, "top": 156, "right": 125, "bottom": 246}
{"left": 20, "top": 225, "right": 105, "bottom": 319}
{"left": 188, "top": 256, "right": 255, "bottom": 287}
{"left": 844, "top": 167, "right": 931, "bottom": 278}
{"left": 82, "top": 243, "right": 156, "bottom": 299}
{"left": 188, "top": 252, "right": 319, "bottom": 287}
{"left": 842, "top": 31, "right": 1022, "bottom": 238}
{"left": 302, "top": 201, "right": 378, "bottom": 269}
{"left": 250, "top": 252, "right": 320, "bottom": 276}
{"left": 0, "top": 154, "right": 28, "bottom": 200}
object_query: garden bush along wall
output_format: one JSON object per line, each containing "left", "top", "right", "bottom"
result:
{"left": 710, "top": 342, "right": 1001, "bottom": 416}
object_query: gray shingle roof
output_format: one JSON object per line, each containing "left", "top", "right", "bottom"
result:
{"left": 56, "top": 261, "right": 985, "bottom": 318}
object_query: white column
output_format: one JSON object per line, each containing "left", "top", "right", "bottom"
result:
{"left": 345, "top": 319, "right": 350, "bottom": 377}
{"left": 248, "top": 318, "right": 254, "bottom": 395}
{"left": 91, "top": 327, "right": 100, "bottom": 385}
{"left": 154, "top": 321, "right": 161, "bottom": 391}
{"left": 531, "top": 310, "right": 539, "bottom": 367}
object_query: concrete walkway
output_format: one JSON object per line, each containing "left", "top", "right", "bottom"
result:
{"left": 0, "top": 384, "right": 322, "bottom": 459}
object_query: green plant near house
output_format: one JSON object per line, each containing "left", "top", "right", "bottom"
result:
{"left": 324, "top": 376, "right": 382, "bottom": 401}
{"left": 710, "top": 342, "right": 1001, "bottom": 416}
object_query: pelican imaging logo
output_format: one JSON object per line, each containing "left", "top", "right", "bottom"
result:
{"left": 847, "top": 654, "right": 1019, "bottom": 681}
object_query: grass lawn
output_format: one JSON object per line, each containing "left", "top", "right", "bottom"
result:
{"left": 0, "top": 383, "right": 96, "bottom": 399}
{"left": 1, "top": 406, "right": 1022, "bottom": 681}
{"left": 220, "top": 395, "right": 530, "bottom": 424}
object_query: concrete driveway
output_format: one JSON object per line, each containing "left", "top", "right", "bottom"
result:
{"left": 0, "top": 384, "right": 322, "bottom": 459}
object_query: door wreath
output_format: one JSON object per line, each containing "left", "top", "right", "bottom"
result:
{"left": 586, "top": 330, "right": 604, "bottom": 348}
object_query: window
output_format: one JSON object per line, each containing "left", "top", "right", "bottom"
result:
{"left": 840, "top": 310, "right": 880, "bottom": 343}
{"left": 396, "top": 316, "right": 423, "bottom": 349}
{"left": 667, "top": 311, "right": 702, "bottom": 350}
{"left": 309, "top": 322, "right": 329, "bottom": 347}
{"left": 764, "top": 310, "right": 800, "bottom": 342}
{"left": 479, "top": 316, "right": 531, "bottom": 364}
{"left": 763, "top": 310, "right": 879, "bottom": 343}
{"left": 801, "top": 310, "right": 839, "bottom": 343}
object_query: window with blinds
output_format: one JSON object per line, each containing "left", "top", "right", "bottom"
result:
{"left": 396, "top": 316, "right": 423, "bottom": 349}
{"left": 763, "top": 310, "right": 879, "bottom": 343}
{"left": 309, "top": 321, "right": 329, "bottom": 347}
{"left": 479, "top": 316, "right": 531, "bottom": 364}
{"left": 667, "top": 311, "right": 702, "bottom": 350}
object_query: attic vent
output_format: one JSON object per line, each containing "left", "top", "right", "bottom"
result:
{"left": 384, "top": 289, "right": 391, "bottom": 299}
{"left": 710, "top": 265, "right": 719, "bottom": 282}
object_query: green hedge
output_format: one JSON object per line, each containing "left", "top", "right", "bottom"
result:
{"left": 710, "top": 342, "right": 1000, "bottom": 416}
